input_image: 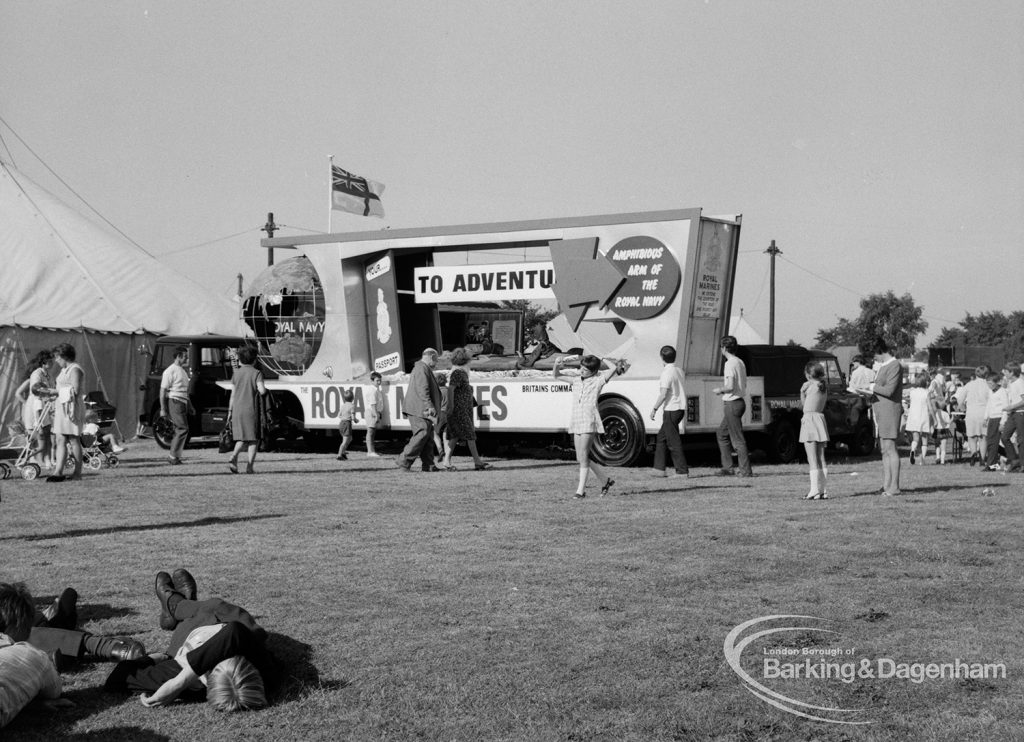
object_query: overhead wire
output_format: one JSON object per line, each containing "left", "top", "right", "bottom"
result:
{"left": 0, "top": 113, "right": 157, "bottom": 258}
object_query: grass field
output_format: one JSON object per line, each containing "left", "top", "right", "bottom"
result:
{"left": 1, "top": 438, "right": 1022, "bottom": 741}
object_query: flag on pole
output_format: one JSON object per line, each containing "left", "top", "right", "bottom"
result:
{"left": 331, "top": 165, "right": 385, "bottom": 217}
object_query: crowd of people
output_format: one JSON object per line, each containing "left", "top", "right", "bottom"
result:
{"left": 16, "top": 336, "right": 1023, "bottom": 498}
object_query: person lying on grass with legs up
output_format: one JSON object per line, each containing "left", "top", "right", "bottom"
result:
{"left": 104, "top": 569, "right": 276, "bottom": 712}
{"left": 554, "top": 354, "right": 627, "bottom": 499}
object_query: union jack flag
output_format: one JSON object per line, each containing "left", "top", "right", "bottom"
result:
{"left": 331, "top": 165, "right": 385, "bottom": 217}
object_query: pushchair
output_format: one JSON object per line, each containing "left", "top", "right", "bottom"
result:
{"left": 10, "top": 398, "right": 77, "bottom": 480}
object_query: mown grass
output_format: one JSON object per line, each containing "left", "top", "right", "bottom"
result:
{"left": 1, "top": 439, "right": 1021, "bottom": 741}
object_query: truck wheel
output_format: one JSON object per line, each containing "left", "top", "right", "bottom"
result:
{"left": 150, "top": 406, "right": 187, "bottom": 451}
{"left": 847, "top": 420, "right": 876, "bottom": 457}
{"left": 766, "top": 419, "right": 800, "bottom": 464}
{"left": 592, "top": 397, "right": 644, "bottom": 467}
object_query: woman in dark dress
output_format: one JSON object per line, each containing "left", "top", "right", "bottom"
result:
{"left": 227, "top": 346, "right": 266, "bottom": 474}
{"left": 440, "top": 367, "right": 490, "bottom": 470}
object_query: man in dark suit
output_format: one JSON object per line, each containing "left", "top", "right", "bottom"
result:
{"left": 397, "top": 348, "right": 442, "bottom": 472}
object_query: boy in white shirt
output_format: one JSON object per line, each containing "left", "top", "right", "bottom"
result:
{"left": 983, "top": 373, "right": 1009, "bottom": 470}
{"left": 1001, "top": 363, "right": 1024, "bottom": 472}
{"left": 649, "top": 345, "right": 688, "bottom": 477}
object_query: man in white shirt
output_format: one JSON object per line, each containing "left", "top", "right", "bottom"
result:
{"left": 649, "top": 345, "right": 688, "bottom": 477}
{"left": 848, "top": 355, "right": 876, "bottom": 391}
{"left": 1001, "top": 362, "right": 1024, "bottom": 472}
{"left": 712, "top": 335, "right": 753, "bottom": 477}
{"left": 159, "top": 346, "right": 192, "bottom": 465}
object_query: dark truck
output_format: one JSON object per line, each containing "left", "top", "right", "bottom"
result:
{"left": 738, "top": 344, "right": 875, "bottom": 463}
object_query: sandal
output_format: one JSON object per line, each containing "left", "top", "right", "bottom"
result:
{"left": 474, "top": 462, "right": 491, "bottom": 471}
{"left": 600, "top": 478, "right": 615, "bottom": 496}
{"left": 228, "top": 461, "right": 238, "bottom": 474}
{"left": 573, "top": 492, "right": 586, "bottom": 499}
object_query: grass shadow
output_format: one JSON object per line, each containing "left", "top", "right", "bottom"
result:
{"left": 4, "top": 685, "right": 161, "bottom": 741}
{"left": 264, "top": 631, "right": 348, "bottom": 702}
{"left": 5, "top": 514, "right": 286, "bottom": 542}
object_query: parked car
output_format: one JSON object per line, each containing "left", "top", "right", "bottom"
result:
{"left": 141, "top": 335, "right": 246, "bottom": 449}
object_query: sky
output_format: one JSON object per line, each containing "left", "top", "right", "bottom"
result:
{"left": 2, "top": 0, "right": 1022, "bottom": 348}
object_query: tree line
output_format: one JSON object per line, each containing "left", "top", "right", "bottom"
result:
{"left": 813, "top": 291, "right": 1023, "bottom": 361}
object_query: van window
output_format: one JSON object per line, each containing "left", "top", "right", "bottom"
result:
{"left": 823, "top": 358, "right": 845, "bottom": 388}
{"left": 152, "top": 344, "right": 181, "bottom": 375}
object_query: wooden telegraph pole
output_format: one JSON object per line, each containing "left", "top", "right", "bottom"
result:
{"left": 764, "top": 239, "right": 782, "bottom": 345}
{"left": 261, "top": 212, "right": 278, "bottom": 266}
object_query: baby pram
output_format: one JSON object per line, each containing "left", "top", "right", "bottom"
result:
{"left": 80, "top": 423, "right": 121, "bottom": 470}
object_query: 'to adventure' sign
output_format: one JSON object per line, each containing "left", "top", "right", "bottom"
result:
{"left": 412, "top": 235, "right": 681, "bottom": 328}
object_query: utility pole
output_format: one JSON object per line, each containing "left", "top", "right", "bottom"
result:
{"left": 237, "top": 273, "right": 244, "bottom": 299}
{"left": 261, "top": 212, "right": 278, "bottom": 266}
{"left": 764, "top": 239, "right": 782, "bottom": 345}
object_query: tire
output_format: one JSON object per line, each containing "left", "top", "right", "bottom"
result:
{"left": 0, "top": 462, "right": 10, "bottom": 479}
{"left": 847, "top": 419, "right": 876, "bottom": 457}
{"left": 88, "top": 455, "right": 103, "bottom": 470}
{"left": 766, "top": 418, "right": 800, "bottom": 464}
{"left": 151, "top": 407, "right": 187, "bottom": 450}
{"left": 22, "top": 463, "right": 40, "bottom": 481}
{"left": 592, "top": 397, "right": 645, "bottom": 467}
{"left": 108, "top": 455, "right": 120, "bottom": 468}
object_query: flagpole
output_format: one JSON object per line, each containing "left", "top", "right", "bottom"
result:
{"left": 328, "top": 154, "right": 334, "bottom": 234}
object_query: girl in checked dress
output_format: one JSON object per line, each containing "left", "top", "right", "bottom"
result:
{"left": 800, "top": 362, "right": 829, "bottom": 499}
{"left": 554, "top": 354, "right": 626, "bottom": 499}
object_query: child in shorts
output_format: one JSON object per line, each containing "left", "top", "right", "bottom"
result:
{"left": 336, "top": 389, "right": 355, "bottom": 461}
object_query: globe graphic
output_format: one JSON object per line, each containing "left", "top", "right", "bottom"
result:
{"left": 241, "top": 257, "right": 326, "bottom": 376}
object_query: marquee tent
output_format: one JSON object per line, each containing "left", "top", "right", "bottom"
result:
{"left": 0, "top": 161, "right": 245, "bottom": 447}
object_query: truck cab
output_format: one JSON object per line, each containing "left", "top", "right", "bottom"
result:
{"left": 739, "top": 344, "right": 875, "bottom": 462}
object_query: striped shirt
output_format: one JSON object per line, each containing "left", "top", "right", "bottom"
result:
{"left": 0, "top": 633, "right": 61, "bottom": 728}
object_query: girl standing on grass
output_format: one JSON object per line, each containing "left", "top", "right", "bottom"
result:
{"left": 554, "top": 354, "right": 626, "bottom": 499}
{"left": 799, "top": 361, "right": 829, "bottom": 500}
{"left": 905, "top": 372, "right": 936, "bottom": 465}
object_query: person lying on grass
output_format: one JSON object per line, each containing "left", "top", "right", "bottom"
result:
{"left": 2, "top": 582, "right": 149, "bottom": 728}
{"left": 104, "top": 569, "right": 278, "bottom": 712}
{"left": 0, "top": 582, "right": 63, "bottom": 729}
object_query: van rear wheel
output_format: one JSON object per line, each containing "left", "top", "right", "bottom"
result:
{"left": 592, "top": 397, "right": 644, "bottom": 467}
{"left": 766, "top": 419, "right": 800, "bottom": 463}
{"left": 150, "top": 407, "right": 188, "bottom": 450}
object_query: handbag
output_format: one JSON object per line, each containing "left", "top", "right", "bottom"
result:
{"left": 218, "top": 416, "right": 234, "bottom": 454}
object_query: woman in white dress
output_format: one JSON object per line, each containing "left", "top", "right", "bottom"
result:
{"left": 50, "top": 342, "right": 86, "bottom": 481}
{"left": 16, "top": 350, "right": 57, "bottom": 468}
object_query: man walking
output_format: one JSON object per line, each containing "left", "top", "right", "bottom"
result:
{"left": 397, "top": 348, "right": 442, "bottom": 472}
{"left": 649, "top": 345, "right": 688, "bottom": 478}
{"left": 713, "top": 335, "right": 753, "bottom": 477}
{"left": 160, "top": 345, "right": 192, "bottom": 465}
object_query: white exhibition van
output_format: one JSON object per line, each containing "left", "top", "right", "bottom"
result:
{"left": 247, "top": 209, "right": 765, "bottom": 465}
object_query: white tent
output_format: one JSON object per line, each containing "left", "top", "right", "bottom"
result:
{"left": 0, "top": 161, "right": 244, "bottom": 446}
{"left": 728, "top": 314, "right": 766, "bottom": 345}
